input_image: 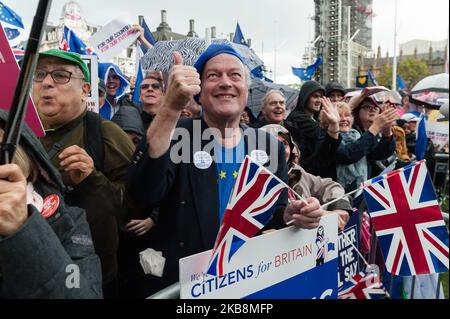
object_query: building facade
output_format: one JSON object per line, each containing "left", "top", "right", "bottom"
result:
{"left": 360, "top": 41, "right": 448, "bottom": 88}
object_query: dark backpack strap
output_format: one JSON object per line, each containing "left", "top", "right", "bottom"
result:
{"left": 47, "top": 121, "right": 83, "bottom": 160}
{"left": 84, "top": 111, "right": 105, "bottom": 172}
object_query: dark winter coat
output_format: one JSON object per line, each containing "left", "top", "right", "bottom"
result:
{"left": 0, "top": 110, "right": 102, "bottom": 298}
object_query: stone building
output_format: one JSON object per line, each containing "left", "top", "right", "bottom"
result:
{"left": 359, "top": 40, "right": 448, "bottom": 87}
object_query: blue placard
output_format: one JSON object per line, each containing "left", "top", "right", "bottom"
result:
{"left": 338, "top": 212, "right": 361, "bottom": 289}
{"left": 244, "top": 259, "right": 338, "bottom": 299}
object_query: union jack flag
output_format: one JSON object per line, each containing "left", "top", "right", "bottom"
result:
{"left": 362, "top": 161, "right": 449, "bottom": 276}
{"left": 207, "top": 155, "right": 287, "bottom": 277}
{"left": 338, "top": 271, "right": 389, "bottom": 299}
{"left": 12, "top": 44, "right": 24, "bottom": 60}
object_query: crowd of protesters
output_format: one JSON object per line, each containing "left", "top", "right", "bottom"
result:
{"left": 1, "top": 23, "right": 446, "bottom": 299}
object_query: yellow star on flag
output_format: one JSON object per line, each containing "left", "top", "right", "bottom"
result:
{"left": 219, "top": 171, "right": 227, "bottom": 179}
{"left": 233, "top": 171, "right": 239, "bottom": 179}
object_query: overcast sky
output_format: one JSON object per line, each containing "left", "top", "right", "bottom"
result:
{"left": 5, "top": 0, "right": 449, "bottom": 84}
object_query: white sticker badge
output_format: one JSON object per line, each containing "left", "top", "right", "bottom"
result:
{"left": 250, "top": 150, "right": 269, "bottom": 166}
{"left": 194, "top": 151, "right": 213, "bottom": 170}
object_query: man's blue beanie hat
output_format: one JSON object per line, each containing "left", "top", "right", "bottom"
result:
{"left": 194, "top": 43, "right": 245, "bottom": 77}
{"left": 193, "top": 43, "right": 246, "bottom": 104}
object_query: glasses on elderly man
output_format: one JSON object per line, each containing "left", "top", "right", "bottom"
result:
{"left": 33, "top": 69, "right": 85, "bottom": 84}
{"left": 140, "top": 82, "right": 162, "bottom": 91}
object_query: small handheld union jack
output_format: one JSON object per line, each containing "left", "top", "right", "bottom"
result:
{"left": 362, "top": 161, "right": 449, "bottom": 276}
{"left": 338, "top": 270, "right": 389, "bottom": 299}
{"left": 207, "top": 156, "right": 287, "bottom": 277}
{"left": 12, "top": 45, "right": 24, "bottom": 60}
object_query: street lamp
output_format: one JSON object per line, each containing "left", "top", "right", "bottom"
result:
{"left": 392, "top": 0, "right": 399, "bottom": 91}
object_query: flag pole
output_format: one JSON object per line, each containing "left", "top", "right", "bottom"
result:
{"left": 392, "top": 0, "right": 399, "bottom": 91}
{"left": 347, "top": 6, "right": 352, "bottom": 88}
{"left": 0, "top": 0, "right": 51, "bottom": 165}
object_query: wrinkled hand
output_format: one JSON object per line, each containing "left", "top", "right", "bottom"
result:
{"left": 0, "top": 164, "right": 28, "bottom": 237}
{"left": 59, "top": 145, "right": 95, "bottom": 185}
{"left": 165, "top": 52, "right": 201, "bottom": 112}
{"left": 284, "top": 197, "right": 325, "bottom": 229}
{"left": 126, "top": 218, "right": 155, "bottom": 236}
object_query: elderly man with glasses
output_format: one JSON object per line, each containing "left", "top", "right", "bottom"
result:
{"left": 32, "top": 49, "right": 136, "bottom": 298}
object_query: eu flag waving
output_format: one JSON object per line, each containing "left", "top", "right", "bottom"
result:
{"left": 60, "top": 26, "right": 96, "bottom": 56}
{"left": 232, "top": 22, "right": 248, "bottom": 47}
{"left": 0, "top": 1, "right": 24, "bottom": 28}
{"left": 4, "top": 27, "right": 19, "bottom": 40}
{"left": 397, "top": 74, "right": 407, "bottom": 91}
{"left": 415, "top": 115, "right": 428, "bottom": 160}
{"left": 133, "top": 18, "right": 158, "bottom": 105}
{"left": 368, "top": 69, "right": 378, "bottom": 86}
{"left": 292, "top": 57, "right": 323, "bottom": 81}
{"left": 140, "top": 18, "right": 156, "bottom": 54}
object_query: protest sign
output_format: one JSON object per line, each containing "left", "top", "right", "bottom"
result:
{"left": 89, "top": 19, "right": 139, "bottom": 61}
{"left": 0, "top": 22, "right": 44, "bottom": 137}
{"left": 425, "top": 111, "right": 449, "bottom": 152}
{"left": 179, "top": 215, "right": 338, "bottom": 299}
{"left": 81, "top": 55, "right": 99, "bottom": 113}
{"left": 338, "top": 212, "right": 361, "bottom": 289}
{"left": 427, "top": 121, "right": 449, "bottom": 152}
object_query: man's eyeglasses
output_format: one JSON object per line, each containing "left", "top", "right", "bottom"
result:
{"left": 140, "top": 82, "right": 162, "bottom": 91}
{"left": 33, "top": 69, "right": 84, "bottom": 84}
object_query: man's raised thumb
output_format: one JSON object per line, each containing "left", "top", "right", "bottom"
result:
{"left": 173, "top": 52, "right": 183, "bottom": 66}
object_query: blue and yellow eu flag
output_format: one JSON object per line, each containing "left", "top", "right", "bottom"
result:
{"left": 233, "top": 22, "right": 248, "bottom": 47}
{"left": 0, "top": 1, "right": 24, "bottom": 28}
{"left": 4, "top": 27, "right": 19, "bottom": 40}
{"left": 292, "top": 57, "right": 323, "bottom": 81}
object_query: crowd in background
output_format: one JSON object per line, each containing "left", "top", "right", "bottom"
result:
{"left": 0, "top": 25, "right": 447, "bottom": 299}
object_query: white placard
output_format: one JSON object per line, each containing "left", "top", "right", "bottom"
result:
{"left": 81, "top": 55, "right": 99, "bottom": 113}
{"left": 426, "top": 121, "right": 449, "bottom": 152}
{"left": 179, "top": 214, "right": 339, "bottom": 299}
{"left": 89, "top": 19, "right": 139, "bottom": 61}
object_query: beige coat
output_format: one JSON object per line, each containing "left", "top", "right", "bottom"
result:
{"left": 289, "top": 164, "right": 352, "bottom": 212}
